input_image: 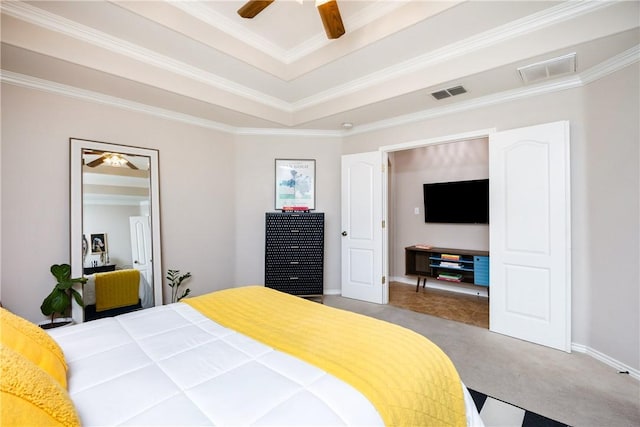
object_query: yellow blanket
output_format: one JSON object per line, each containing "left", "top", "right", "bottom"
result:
{"left": 1, "top": 346, "right": 80, "bottom": 427}
{"left": 95, "top": 269, "right": 139, "bottom": 312}
{"left": 184, "top": 286, "right": 466, "bottom": 426}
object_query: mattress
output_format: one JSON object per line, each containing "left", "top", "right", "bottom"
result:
{"left": 49, "top": 301, "right": 483, "bottom": 426}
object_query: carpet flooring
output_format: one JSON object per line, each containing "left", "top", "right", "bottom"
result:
{"left": 390, "top": 282, "right": 579, "bottom": 425}
{"left": 324, "top": 294, "right": 640, "bottom": 427}
{"left": 468, "top": 388, "right": 570, "bottom": 427}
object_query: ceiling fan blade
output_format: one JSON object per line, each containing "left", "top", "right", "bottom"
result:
{"left": 125, "top": 159, "right": 139, "bottom": 170}
{"left": 85, "top": 156, "right": 106, "bottom": 167}
{"left": 238, "top": 0, "right": 275, "bottom": 19}
{"left": 317, "top": 0, "right": 345, "bottom": 39}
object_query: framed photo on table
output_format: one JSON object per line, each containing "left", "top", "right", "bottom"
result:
{"left": 275, "top": 159, "right": 315, "bottom": 210}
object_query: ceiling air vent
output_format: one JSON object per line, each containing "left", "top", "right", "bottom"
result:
{"left": 518, "top": 53, "right": 576, "bottom": 84}
{"left": 431, "top": 85, "right": 467, "bottom": 100}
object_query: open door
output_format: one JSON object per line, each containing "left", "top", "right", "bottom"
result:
{"left": 489, "top": 121, "right": 571, "bottom": 352}
{"left": 341, "top": 152, "right": 387, "bottom": 304}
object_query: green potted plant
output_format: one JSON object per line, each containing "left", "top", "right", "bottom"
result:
{"left": 40, "top": 263, "right": 87, "bottom": 329}
{"left": 167, "top": 269, "right": 192, "bottom": 303}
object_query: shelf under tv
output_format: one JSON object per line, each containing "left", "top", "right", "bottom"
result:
{"left": 405, "top": 246, "right": 489, "bottom": 291}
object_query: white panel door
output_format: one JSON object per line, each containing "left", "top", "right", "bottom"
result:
{"left": 129, "top": 216, "right": 153, "bottom": 286}
{"left": 341, "top": 152, "right": 386, "bottom": 303}
{"left": 489, "top": 121, "right": 571, "bottom": 352}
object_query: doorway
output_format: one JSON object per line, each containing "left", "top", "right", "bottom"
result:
{"left": 343, "top": 122, "right": 571, "bottom": 350}
{"left": 381, "top": 129, "right": 494, "bottom": 328}
{"left": 385, "top": 134, "right": 490, "bottom": 328}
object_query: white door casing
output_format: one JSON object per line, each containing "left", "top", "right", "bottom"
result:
{"left": 341, "top": 152, "right": 386, "bottom": 304}
{"left": 489, "top": 121, "right": 571, "bottom": 352}
{"left": 130, "top": 215, "right": 153, "bottom": 286}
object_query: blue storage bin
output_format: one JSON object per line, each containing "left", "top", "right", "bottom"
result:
{"left": 474, "top": 255, "right": 489, "bottom": 287}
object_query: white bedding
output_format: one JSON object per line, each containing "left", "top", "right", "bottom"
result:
{"left": 49, "top": 303, "right": 483, "bottom": 426}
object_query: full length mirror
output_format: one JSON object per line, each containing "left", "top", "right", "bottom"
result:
{"left": 71, "top": 139, "right": 162, "bottom": 323}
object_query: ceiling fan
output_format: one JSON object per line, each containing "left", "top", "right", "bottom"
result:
{"left": 84, "top": 151, "right": 139, "bottom": 170}
{"left": 237, "top": 0, "right": 345, "bottom": 39}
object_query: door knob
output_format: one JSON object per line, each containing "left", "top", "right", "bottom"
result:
{"left": 341, "top": 231, "right": 348, "bottom": 236}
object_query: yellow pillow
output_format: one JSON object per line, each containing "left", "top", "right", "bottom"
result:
{"left": 0, "top": 345, "right": 81, "bottom": 427}
{"left": 0, "top": 308, "right": 68, "bottom": 388}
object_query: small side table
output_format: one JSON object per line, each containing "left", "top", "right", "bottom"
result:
{"left": 83, "top": 264, "right": 116, "bottom": 275}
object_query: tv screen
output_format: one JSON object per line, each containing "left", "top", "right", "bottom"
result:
{"left": 423, "top": 179, "right": 489, "bottom": 224}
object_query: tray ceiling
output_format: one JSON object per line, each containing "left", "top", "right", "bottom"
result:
{"left": 1, "top": 0, "right": 638, "bottom": 132}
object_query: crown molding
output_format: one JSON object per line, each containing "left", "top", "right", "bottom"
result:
{"left": 167, "top": 2, "right": 334, "bottom": 65}
{"left": 284, "top": 0, "right": 407, "bottom": 63}
{"left": 235, "top": 127, "right": 342, "bottom": 137}
{"left": 348, "top": 44, "right": 638, "bottom": 135}
{"left": 349, "top": 77, "right": 584, "bottom": 136}
{"left": 2, "top": 0, "right": 618, "bottom": 116}
{"left": 170, "top": 0, "right": 406, "bottom": 65}
{"left": 0, "top": 70, "right": 236, "bottom": 134}
{"left": 292, "top": 0, "right": 615, "bottom": 110}
{"left": 0, "top": 70, "right": 339, "bottom": 138}
{"left": 1, "top": 1, "right": 291, "bottom": 112}
{"left": 167, "top": 1, "right": 290, "bottom": 62}
{"left": 2, "top": 44, "right": 637, "bottom": 137}
{"left": 580, "top": 44, "right": 640, "bottom": 85}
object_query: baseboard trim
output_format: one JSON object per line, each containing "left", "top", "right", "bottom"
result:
{"left": 389, "top": 277, "right": 638, "bottom": 381}
{"left": 571, "top": 343, "right": 639, "bottom": 381}
{"left": 391, "top": 276, "right": 489, "bottom": 298}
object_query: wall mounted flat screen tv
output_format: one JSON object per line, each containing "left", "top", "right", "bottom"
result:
{"left": 423, "top": 179, "right": 489, "bottom": 224}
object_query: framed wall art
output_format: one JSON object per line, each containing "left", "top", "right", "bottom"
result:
{"left": 90, "top": 233, "right": 108, "bottom": 254}
{"left": 275, "top": 159, "right": 315, "bottom": 210}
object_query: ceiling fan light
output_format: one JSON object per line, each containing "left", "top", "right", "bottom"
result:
{"left": 104, "top": 153, "right": 128, "bottom": 167}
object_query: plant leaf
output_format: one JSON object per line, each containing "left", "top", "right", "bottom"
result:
{"left": 70, "top": 288, "right": 85, "bottom": 307}
{"left": 177, "top": 288, "right": 191, "bottom": 302}
{"left": 50, "top": 264, "right": 71, "bottom": 282}
{"left": 43, "top": 288, "right": 70, "bottom": 316}
{"left": 43, "top": 263, "right": 85, "bottom": 318}
{"left": 40, "top": 292, "right": 56, "bottom": 316}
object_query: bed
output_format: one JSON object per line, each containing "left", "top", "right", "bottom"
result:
{"left": 1, "top": 286, "right": 483, "bottom": 426}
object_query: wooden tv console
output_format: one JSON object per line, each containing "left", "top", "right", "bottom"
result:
{"left": 405, "top": 246, "right": 489, "bottom": 292}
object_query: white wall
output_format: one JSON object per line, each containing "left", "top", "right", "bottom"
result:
{"left": 1, "top": 64, "right": 637, "bottom": 373}
{"left": 233, "top": 134, "right": 342, "bottom": 294}
{"left": 0, "top": 83, "right": 236, "bottom": 320}
{"left": 343, "top": 66, "right": 639, "bottom": 372}
{"left": 0, "top": 83, "right": 344, "bottom": 322}
{"left": 582, "top": 64, "right": 639, "bottom": 371}
{"left": 83, "top": 204, "right": 142, "bottom": 268}
{"left": 389, "top": 138, "right": 489, "bottom": 280}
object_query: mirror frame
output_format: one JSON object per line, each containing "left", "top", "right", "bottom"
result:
{"left": 70, "top": 138, "right": 163, "bottom": 323}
